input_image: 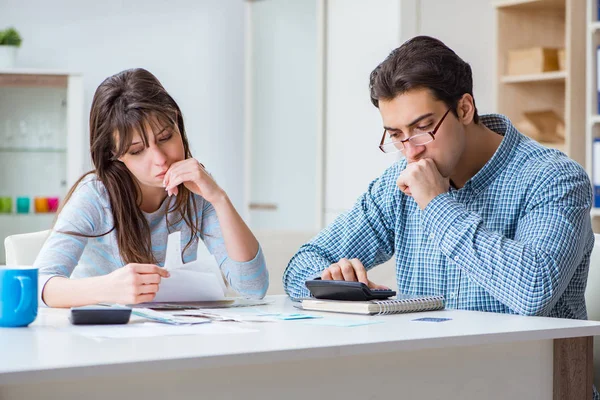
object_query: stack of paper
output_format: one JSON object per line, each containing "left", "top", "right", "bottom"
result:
{"left": 132, "top": 308, "right": 211, "bottom": 325}
{"left": 154, "top": 231, "right": 226, "bottom": 302}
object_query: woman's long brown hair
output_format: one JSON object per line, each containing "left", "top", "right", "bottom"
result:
{"left": 57, "top": 68, "right": 200, "bottom": 265}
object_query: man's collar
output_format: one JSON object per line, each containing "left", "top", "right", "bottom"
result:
{"left": 456, "top": 114, "right": 519, "bottom": 194}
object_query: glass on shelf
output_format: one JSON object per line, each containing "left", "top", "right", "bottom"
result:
{"left": 0, "top": 97, "right": 68, "bottom": 152}
{"left": 33, "top": 111, "right": 63, "bottom": 149}
{"left": 1, "top": 118, "right": 16, "bottom": 148}
{"left": 0, "top": 196, "right": 60, "bottom": 215}
{"left": 0, "top": 197, "right": 12, "bottom": 213}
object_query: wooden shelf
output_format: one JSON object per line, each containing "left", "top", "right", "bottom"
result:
{"left": 0, "top": 74, "right": 68, "bottom": 88}
{"left": 494, "top": 0, "right": 565, "bottom": 11}
{"left": 501, "top": 71, "right": 567, "bottom": 83}
{"left": 0, "top": 148, "right": 66, "bottom": 153}
{"left": 0, "top": 68, "right": 79, "bottom": 75}
{"left": 591, "top": 209, "right": 600, "bottom": 218}
{"left": 496, "top": 0, "right": 585, "bottom": 166}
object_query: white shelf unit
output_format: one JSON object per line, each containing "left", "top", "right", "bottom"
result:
{"left": 495, "top": 0, "right": 586, "bottom": 168}
{"left": 243, "top": 0, "right": 411, "bottom": 231}
{"left": 0, "top": 70, "right": 85, "bottom": 263}
{"left": 587, "top": 0, "right": 600, "bottom": 228}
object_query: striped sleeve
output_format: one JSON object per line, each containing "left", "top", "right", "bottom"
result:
{"left": 282, "top": 163, "right": 401, "bottom": 299}
{"left": 199, "top": 199, "right": 268, "bottom": 299}
{"left": 33, "top": 178, "right": 110, "bottom": 305}
{"left": 421, "top": 160, "right": 593, "bottom": 316}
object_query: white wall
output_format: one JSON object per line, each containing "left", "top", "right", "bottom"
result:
{"left": 324, "top": 0, "right": 496, "bottom": 224}
{"left": 0, "top": 0, "right": 246, "bottom": 208}
{"left": 247, "top": 0, "right": 319, "bottom": 231}
{"left": 324, "top": 0, "right": 404, "bottom": 223}
{"left": 418, "top": 0, "right": 496, "bottom": 115}
{"left": 0, "top": 0, "right": 496, "bottom": 220}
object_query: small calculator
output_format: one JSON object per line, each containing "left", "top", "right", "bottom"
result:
{"left": 69, "top": 305, "right": 132, "bottom": 325}
{"left": 305, "top": 279, "right": 396, "bottom": 301}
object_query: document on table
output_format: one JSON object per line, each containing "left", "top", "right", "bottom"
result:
{"left": 169, "top": 309, "right": 321, "bottom": 322}
{"left": 135, "top": 297, "right": 274, "bottom": 310}
{"left": 132, "top": 308, "right": 212, "bottom": 325}
{"left": 154, "top": 231, "right": 227, "bottom": 302}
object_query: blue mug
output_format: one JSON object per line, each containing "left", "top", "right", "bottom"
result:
{"left": 0, "top": 266, "right": 38, "bottom": 327}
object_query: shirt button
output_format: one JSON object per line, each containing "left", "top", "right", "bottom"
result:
{"left": 429, "top": 233, "right": 435, "bottom": 240}
{"left": 454, "top": 256, "right": 459, "bottom": 262}
{"left": 449, "top": 293, "right": 456, "bottom": 299}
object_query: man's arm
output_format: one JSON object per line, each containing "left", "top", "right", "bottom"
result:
{"left": 421, "top": 162, "right": 593, "bottom": 316}
{"left": 282, "top": 163, "right": 403, "bottom": 299}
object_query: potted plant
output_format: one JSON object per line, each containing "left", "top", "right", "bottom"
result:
{"left": 0, "top": 27, "right": 22, "bottom": 69}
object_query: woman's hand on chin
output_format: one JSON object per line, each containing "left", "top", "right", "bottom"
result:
{"left": 163, "top": 158, "right": 227, "bottom": 204}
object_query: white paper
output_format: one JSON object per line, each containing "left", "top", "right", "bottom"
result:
{"left": 154, "top": 232, "right": 227, "bottom": 302}
{"left": 132, "top": 308, "right": 212, "bottom": 325}
{"left": 170, "top": 309, "right": 275, "bottom": 322}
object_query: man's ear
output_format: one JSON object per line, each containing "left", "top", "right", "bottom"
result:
{"left": 457, "top": 93, "right": 475, "bottom": 125}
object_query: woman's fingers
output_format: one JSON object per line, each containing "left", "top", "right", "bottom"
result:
{"left": 137, "top": 284, "right": 159, "bottom": 295}
{"left": 164, "top": 159, "right": 204, "bottom": 186}
{"left": 140, "top": 274, "right": 162, "bottom": 285}
{"left": 165, "top": 171, "right": 197, "bottom": 192}
{"left": 133, "top": 293, "right": 157, "bottom": 304}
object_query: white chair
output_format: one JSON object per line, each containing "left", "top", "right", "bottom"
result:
{"left": 254, "top": 230, "right": 318, "bottom": 295}
{"left": 254, "top": 230, "right": 398, "bottom": 295}
{"left": 3, "top": 230, "right": 248, "bottom": 298}
{"left": 585, "top": 233, "right": 600, "bottom": 387}
{"left": 4, "top": 230, "right": 50, "bottom": 266}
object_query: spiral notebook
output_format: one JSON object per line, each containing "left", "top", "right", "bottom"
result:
{"left": 301, "top": 294, "right": 445, "bottom": 315}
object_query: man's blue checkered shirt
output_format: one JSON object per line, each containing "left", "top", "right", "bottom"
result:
{"left": 283, "top": 114, "right": 594, "bottom": 319}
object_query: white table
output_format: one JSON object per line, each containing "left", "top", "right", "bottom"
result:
{"left": 0, "top": 295, "right": 598, "bottom": 400}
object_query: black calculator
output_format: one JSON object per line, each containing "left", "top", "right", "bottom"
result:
{"left": 69, "top": 305, "right": 132, "bottom": 325}
{"left": 305, "top": 279, "right": 396, "bottom": 301}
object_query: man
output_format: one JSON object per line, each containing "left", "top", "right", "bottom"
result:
{"left": 283, "top": 36, "right": 594, "bottom": 320}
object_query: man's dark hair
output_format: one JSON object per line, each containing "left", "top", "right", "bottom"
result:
{"left": 369, "top": 36, "right": 479, "bottom": 124}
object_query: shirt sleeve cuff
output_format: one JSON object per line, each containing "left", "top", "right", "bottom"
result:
{"left": 421, "top": 193, "right": 468, "bottom": 254}
{"left": 222, "top": 245, "right": 269, "bottom": 298}
{"left": 37, "top": 274, "right": 65, "bottom": 307}
{"left": 421, "top": 192, "right": 493, "bottom": 282}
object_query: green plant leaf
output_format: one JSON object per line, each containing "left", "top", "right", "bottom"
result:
{"left": 0, "top": 27, "right": 22, "bottom": 47}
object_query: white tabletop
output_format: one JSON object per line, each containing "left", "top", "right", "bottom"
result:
{"left": 2, "top": 295, "right": 600, "bottom": 385}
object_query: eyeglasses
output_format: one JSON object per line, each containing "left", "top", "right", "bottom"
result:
{"left": 378, "top": 108, "right": 452, "bottom": 154}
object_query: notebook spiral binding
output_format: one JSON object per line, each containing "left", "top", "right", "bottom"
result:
{"left": 375, "top": 296, "right": 445, "bottom": 315}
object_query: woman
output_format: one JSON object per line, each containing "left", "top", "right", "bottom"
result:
{"left": 34, "top": 68, "right": 268, "bottom": 307}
